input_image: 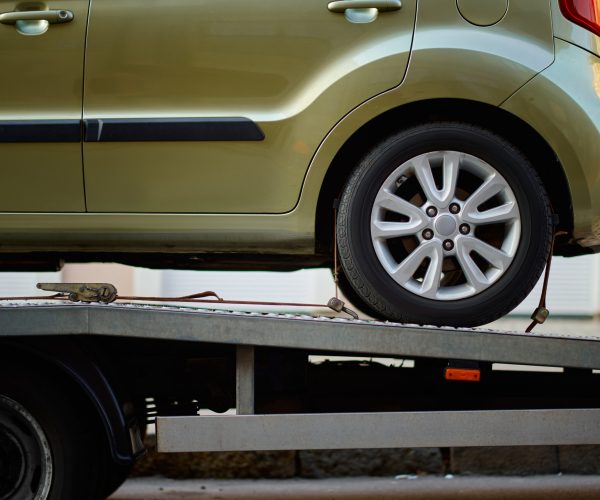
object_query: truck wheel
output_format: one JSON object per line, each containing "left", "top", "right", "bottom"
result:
{"left": 337, "top": 123, "right": 552, "bottom": 327}
{"left": 0, "top": 369, "right": 104, "bottom": 500}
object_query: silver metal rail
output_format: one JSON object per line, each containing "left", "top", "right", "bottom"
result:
{"left": 1, "top": 303, "right": 599, "bottom": 369}
{"left": 157, "top": 409, "right": 600, "bottom": 452}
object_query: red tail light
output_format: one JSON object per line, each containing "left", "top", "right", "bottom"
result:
{"left": 560, "top": 0, "right": 600, "bottom": 36}
{"left": 560, "top": 0, "right": 600, "bottom": 37}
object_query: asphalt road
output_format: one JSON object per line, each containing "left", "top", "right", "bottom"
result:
{"left": 110, "top": 475, "right": 600, "bottom": 500}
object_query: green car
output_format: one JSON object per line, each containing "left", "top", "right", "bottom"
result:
{"left": 0, "top": 0, "right": 598, "bottom": 326}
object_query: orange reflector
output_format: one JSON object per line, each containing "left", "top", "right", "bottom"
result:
{"left": 445, "top": 368, "right": 481, "bottom": 382}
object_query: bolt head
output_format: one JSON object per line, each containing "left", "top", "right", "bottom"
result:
{"left": 426, "top": 206, "right": 438, "bottom": 217}
{"left": 449, "top": 203, "right": 460, "bottom": 214}
{"left": 459, "top": 224, "right": 470, "bottom": 235}
{"left": 443, "top": 239, "right": 454, "bottom": 251}
{"left": 422, "top": 229, "right": 434, "bottom": 240}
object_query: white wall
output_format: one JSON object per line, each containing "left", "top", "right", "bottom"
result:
{"left": 157, "top": 254, "right": 600, "bottom": 317}
{"left": 510, "top": 254, "right": 600, "bottom": 317}
{"left": 2, "top": 253, "right": 599, "bottom": 317}
{"left": 0, "top": 271, "right": 62, "bottom": 297}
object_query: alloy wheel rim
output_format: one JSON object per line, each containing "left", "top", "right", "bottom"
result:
{"left": 370, "top": 151, "right": 521, "bottom": 301}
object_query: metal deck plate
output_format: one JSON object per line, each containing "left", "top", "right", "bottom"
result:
{"left": 1, "top": 302, "right": 600, "bottom": 369}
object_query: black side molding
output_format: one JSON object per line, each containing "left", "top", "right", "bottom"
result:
{"left": 0, "top": 118, "right": 265, "bottom": 143}
{"left": 84, "top": 118, "right": 265, "bottom": 142}
{"left": 0, "top": 120, "right": 81, "bottom": 143}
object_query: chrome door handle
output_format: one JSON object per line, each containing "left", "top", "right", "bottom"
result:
{"left": 328, "top": 0, "right": 402, "bottom": 13}
{"left": 0, "top": 9, "right": 74, "bottom": 25}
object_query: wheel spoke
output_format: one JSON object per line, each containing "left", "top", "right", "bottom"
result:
{"left": 413, "top": 152, "right": 459, "bottom": 208}
{"left": 463, "top": 201, "right": 519, "bottom": 225}
{"left": 413, "top": 155, "right": 439, "bottom": 204}
{"left": 455, "top": 239, "right": 490, "bottom": 293}
{"left": 456, "top": 235, "right": 512, "bottom": 291}
{"left": 391, "top": 240, "right": 439, "bottom": 287}
{"left": 469, "top": 237, "right": 512, "bottom": 271}
{"left": 462, "top": 173, "right": 506, "bottom": 215}
{"left": 419, "top": 243, "right": 444, "bottom": 298}
{"left": 374, "top": 189, "right": 426, "bottom": 221}
{"left": 371, "top": 220, "right": 427, "bottom": 240}
{"left": 441, "top": 151, "right": 460, "bottom": 205}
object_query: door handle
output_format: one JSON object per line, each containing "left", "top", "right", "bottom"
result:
{"left": 327, "top": 0, "right": 402, "bottom": 13}
{"left": 0, "top": 9, "right": 74, "bottom": 25}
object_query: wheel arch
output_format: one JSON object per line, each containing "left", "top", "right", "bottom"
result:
{"left": 0, "top": 339, "right": 141, "bottom": 466}
{"left": 315, "top": 98, "right": 574, "bottom": 256}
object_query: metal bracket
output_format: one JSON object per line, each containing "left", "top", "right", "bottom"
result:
{"left": 236, "top": 346, "right": 255, "bottom": 415}
{"left": 327, "top": 297, "right": 359, "bottom": 319}
{"left": 530, "top": 306, "right": 550, "bottom": 325}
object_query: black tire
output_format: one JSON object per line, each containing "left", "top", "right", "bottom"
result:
{"left": 334, "top": 267, "right": 382, "bottom": 319}
{"left": 0, "top": 367, "right": 105, "bottom": 500}
{"left": 337, "top": 123, "right": 552, "bottom": 327}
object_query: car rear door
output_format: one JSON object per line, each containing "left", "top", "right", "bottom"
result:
{"left": 82, "top": 0, "right": 416, "bottom": 214}
{"left": 0, "top": 0, "right": 88, "bottom": 212}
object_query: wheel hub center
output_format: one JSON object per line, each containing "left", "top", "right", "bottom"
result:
{"left": 435, "top": 214, "right": 457, "bottom": 236}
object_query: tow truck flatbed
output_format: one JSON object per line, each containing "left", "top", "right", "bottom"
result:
{"left": 2, "top": 300, "right": 600, "bottom": 498}
{"left": 1, "top": 302, "right": 599, "bottom": 369}
{"left": 2, "top": 301, "right": 600, "bottom": 454}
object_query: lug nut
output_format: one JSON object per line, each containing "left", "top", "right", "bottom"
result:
{"left": 426, "top": 206, "right": 438, "bottom": 217}
{"left": 449, "top": 203, "right": 461, "bottom": 214}
{"left": 422, "top": 229, "right": 434, "bottom": 240}
{"left": 443, "top": 239, "right": 454, "bottom": 251}
{"left": 459, "top": 224, "right": 471, "bottom": 235}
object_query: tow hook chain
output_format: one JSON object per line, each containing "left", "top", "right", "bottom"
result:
{"left": 5, "top": 283, "right": 360, "bottom": 320}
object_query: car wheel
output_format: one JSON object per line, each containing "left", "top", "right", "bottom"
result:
{"left": 336, "top": 123, "right": 552, "bottom": 327}
{"left": 0, "top": 368, "right": 104, "bottom": 500}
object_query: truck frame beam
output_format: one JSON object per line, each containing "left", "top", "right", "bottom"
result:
{"left": 157, "top": 409, "right": 600, "bottom": 452}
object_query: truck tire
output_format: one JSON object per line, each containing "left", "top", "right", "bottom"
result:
{"left": 0, "top": 368, "right": 104, "bottom": 500}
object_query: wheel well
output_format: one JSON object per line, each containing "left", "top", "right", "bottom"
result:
{"left": 0, "top": 339, "right": 138, "bottom": 466}
{"left": 316, "top": 98, "right": 574, "bottom": 256}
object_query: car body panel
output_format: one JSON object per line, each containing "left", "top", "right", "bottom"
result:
{"left": 0, "top": 0, "right": 560, "bottom": 256}
{"left": 296, "top": 0, "right": 556, "bottom": 240}
{"left": 81, "top": 0, "right": 416, "bottom": 214}
{"left": 0, "top": 0, "right": 88, "bottom": 212}
{"left": 502, "top": 38, "right": 600, "bottom": 250}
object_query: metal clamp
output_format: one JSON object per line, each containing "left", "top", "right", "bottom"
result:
{"left": 37, "top": 283, "right": 118, "bottom": 304}
{"left": 327, "top": 297, "right": 359, "bottom": 320}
